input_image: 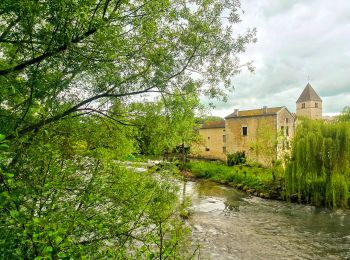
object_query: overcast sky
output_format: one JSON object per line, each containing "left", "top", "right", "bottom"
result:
{"left": 207, "top": 0, "right": 350, "bottom": 118}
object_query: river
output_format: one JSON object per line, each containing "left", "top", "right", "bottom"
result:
{"left": 183, "top": 180, "right": 350, "bottom": 259}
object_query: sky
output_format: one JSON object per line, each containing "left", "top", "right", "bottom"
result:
{"left": 206, "top": 0, "right": 350, "bottom": 118}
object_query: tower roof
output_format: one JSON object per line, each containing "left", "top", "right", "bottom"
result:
{"left": 296, "top": 83, "right": 322, "bottom": 103}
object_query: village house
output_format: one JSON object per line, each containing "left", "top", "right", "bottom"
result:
{"left": 194, "top": 83, "right": 323, "bottom": 165}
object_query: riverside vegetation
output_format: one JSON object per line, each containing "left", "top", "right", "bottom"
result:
{"left": 0, "top": 0, "right": 348, "bottom": 258}
{"left": 0, "top": 0, "right": 256, "bottom": 258}
{"left": 185, "top": 160, "right": 284, "bottom": 200}
{"left": 185, "top": 108, "right": 350, "bottom": 209}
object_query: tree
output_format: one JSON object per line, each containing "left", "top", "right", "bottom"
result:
{"left": 131, "top": 91, "right": 201, "bottom": 162}
{"left": 0, "top": 0, "right": 255, "bottom": 257}
{"left": 285, "top": 118, "right": 350, "bottom": 208}
{"left": 337, "top": 106, "right": 350, "bottom": 122}
{"left": 0, "top": 0, "right": 255, "bottom": 139}
{"left": 0, "top": 115, "right": 194, "bottom": 258}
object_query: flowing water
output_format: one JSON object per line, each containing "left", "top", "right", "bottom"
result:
{"left": 183, "top": 180, "right": 350, "bottom": 260}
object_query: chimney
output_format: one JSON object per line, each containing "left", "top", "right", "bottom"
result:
{"left": 262, "top": 106, "right": 268, "bottom": 114}
{"left": 234, "top": 109, "right": 239, "bottom": 116}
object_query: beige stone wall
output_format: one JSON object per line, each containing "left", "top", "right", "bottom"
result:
{"left": 296, "top": 100, "right": 322, "bottom": 119}
{"left": 225, "top": 115, "right": 278, "bottom": 165}
{"left": 276, "top": 108, "right": 295, "bottom": 159}
{"left": 193, "top": 127, "right": 226, "bottom": 160}
{"left": 192, "top": 108, "right": 296, "bottom": 165}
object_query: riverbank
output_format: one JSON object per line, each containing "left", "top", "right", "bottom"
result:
{"left": 183, "top": 161, "right": 285, "bottom": 201}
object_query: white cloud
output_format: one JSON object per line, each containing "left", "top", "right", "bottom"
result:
{"left": 205, "top": 0, "right": 350, "bottom": 117}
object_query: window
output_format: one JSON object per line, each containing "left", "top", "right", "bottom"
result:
{"left": 315, "top": 102, "right": 318, "bottom": 108}
{"left": 242, "top": 126, "right": 248, "bottom": 136}
{"left": 281, "top": 126, "right": 284, "bottom": 135}
{"left": 208, "top": 136, "right": 210, "bottom": 140}
{"left": 302, "top": 103, "right": 305, "bottom": 109}
{"left": 286, "top": 126, "right": 289, "bottom": 136}
{"left": 205, "top": 148, "right": 210, "bottom": 151}
{"left": 223, "top": 147, "right": 226, "bottom": 153}
{"left": 223, "top": 135, "right": 226, "bottom": 143}
{"left": 286, "top": 118, "right": 289, "bottom": 124}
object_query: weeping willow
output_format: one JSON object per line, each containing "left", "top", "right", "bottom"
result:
{"left": 285, "top": 118, "right": 350, "bottom": 208}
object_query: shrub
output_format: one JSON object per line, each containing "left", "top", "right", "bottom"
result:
{"left": 227, "top": 151, "right": 246, "bottom": 166}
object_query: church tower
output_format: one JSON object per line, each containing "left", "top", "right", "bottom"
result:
{"left": 296, "top": 83, "right": 322, "bottom": 119}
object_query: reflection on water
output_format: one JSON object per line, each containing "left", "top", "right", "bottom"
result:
{"left": 184, "top": 180, "right": 350, "bottom": 260}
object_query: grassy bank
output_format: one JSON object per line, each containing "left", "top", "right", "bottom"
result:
{"left": 185, "top": 161, "right": 284, "bottom": 200}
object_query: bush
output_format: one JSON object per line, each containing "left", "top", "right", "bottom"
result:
{"left": 227, "top": 151, "right": 246, "bottom": 166}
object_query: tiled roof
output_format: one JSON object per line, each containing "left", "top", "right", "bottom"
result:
{"left": 201, "top": 121, "right": 225, "bottom": 129}
{"left": 296, "top": 83, "right": 322, "bottom": 103}
{"left": 225, "top": 107, "right": 284, "bottom": 119}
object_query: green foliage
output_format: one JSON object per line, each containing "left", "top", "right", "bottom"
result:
{"left": 0, "top": 134, "right": 9, "bottom": 151}
{"left": 337, "top": 106, "right": 350, "bottom": 122}
{"left": 131, "top": 92, "right": 200, "bottom": 156}
{"left": 0, "top": 118, "right": 190, "bottom": 258}
{"left": 227, "top": 151, "right": 246, "bottom": 166}
{"left": 186, "top": 161, "right": 275, "bottom": 192}
{"left": 0, "top": 0, "right": 255, "bottom": 139}
{"left": 0, "top": 0, "right": 255, "bottom": 256}
{"left": 285, "top": 118, "right": 350, "bottom": 208}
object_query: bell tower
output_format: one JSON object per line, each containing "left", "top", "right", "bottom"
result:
{"left": 296, "top": 83, "right": 322, "bottom": 119}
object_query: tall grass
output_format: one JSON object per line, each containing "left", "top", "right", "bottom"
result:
{"left": 186, "top": 161, "right": 279, "bottom": 194}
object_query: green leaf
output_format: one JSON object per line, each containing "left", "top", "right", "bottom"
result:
{"left": 43, "top": 246, "right": 53, "bottom": 254}
{"left": 33, "top": 218, "right": 41, "bottom": 224}
{"left": 0, "top": 134, "right": 5, "bottom": 141}
{"left": 57, "top": 252, "right": 67, "bottom": 258}
{"left": 6, "top": 173, "right": 14, "bottom": 178}
{"left": 10, "top": 210, "right": 19, "bottom": 218}
{"left": 55, "top": 236, "right": 63, "bottom": 244}
{"left": 0, "top": 144, "right": 9, "bottom": 150}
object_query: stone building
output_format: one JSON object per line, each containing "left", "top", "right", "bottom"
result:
{"left": 195, "top": 121, "right": 226, "bottom": 161}
{"left": 194, "top": 83, "right": 323, "bottom": 165}
{"left": 225, "top": 106, "right": 294, "bottom": 165}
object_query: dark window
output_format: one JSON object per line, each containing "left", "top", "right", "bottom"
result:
{"left": 205, "top": 148, "right": 210, "bottom": 151}
{"left": 242, "top": 126, "right": 248, "bottom": 136}
{"left": 223, "top": 147, "right": 226, "bottom": 153}
{"left": 208, "top": 136, "right": 210, "bottom": 140}
{"left": 286, "top": 118, "right": 289, "bottom": 123}
{"left": 315, "top": 102, "right": 318, "bottom": 108}
{"left": 223, "top": 135, "right": 226, "bottom": 143}
{"left": 286, "top": 126, "right": 289, "bottom": 136}
{"left": 302, "top": 103, "right": 305, "bottom": 109}
{"left": 281, "top": 126, "right": 284, "bottom": 135}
